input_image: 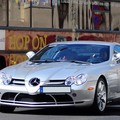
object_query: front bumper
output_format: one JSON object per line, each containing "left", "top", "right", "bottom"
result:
{"left": 0, "top": 83, "right": 95, "bottom": 108}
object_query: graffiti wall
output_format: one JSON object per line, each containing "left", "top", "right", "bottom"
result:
{"left": 5, "top": 30, "right": 72, "bottom": 51}
{"left": 5, "top": 30, "right": 120, "bottom": 51}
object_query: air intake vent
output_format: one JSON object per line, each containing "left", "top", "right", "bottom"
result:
{"left": 11, "top": 79, "right": 25, "bottom": 85}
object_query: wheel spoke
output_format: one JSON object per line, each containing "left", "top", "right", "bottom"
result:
{"left": 99, "top": 101, "right": 103, "bottom": 111}
{"left": 96, "top": 80, "right": 107, "bottom": 112}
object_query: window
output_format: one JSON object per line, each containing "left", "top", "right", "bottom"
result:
{"left": 114, "top": 45, "right": 120, "bottom": 53}
{"left": 111, "top": 2, "right": 120, "bottom": 31}
{"left": 0, "top": 0, "right": 7, "bottom": 26}
{"left": 31, "top": 0, "right": 70, "bottom": 29}
{"left": 32, "top": 0, "right": 52, "bottom": 28}
{"left": 91, "top": 1, "right": 110, "bottom": 30}
{"left": 30, "top": 44, "right": 110, "bottom": 64}
{"left": 9, "top": 0, "right": 30, "bottom": 27}
{"left": 55, "top": 1, "right": 69, "bottom": 28}
{"left": 114, "top": 45, "right": 120, "bottom": 63}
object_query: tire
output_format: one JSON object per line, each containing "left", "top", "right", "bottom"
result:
{"left": 92, "top": 78, "right": 107, "bottom": 113}
{"left": 0, "top": 105, "right": 15, "bottom": 113}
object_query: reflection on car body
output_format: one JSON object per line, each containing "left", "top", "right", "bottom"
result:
{"left": 0, "top": 41, "right": 120, "bottom": 113}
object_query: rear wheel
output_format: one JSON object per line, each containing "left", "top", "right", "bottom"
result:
{"left": 93, "top": 78, "right": 107, "bottom": 113}
{"left": 0, "top": 105, "right": 15, "bottom": 113}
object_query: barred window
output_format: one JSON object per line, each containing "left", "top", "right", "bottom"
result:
{"left": 32, "top": 0, "right": 52, "bottom": 28}
{"left": 9, "top": 0, "right": 30, "bottom": 27}
{"left": 0, "top": 0, "right": 7, "bottom": 26}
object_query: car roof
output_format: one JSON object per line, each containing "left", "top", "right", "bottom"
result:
{"left": 51, "top": 41, "right": 119, "bottom": 46}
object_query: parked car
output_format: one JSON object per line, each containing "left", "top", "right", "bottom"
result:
{"left": 0, "top": 41, "right": 120, "bottom": 113}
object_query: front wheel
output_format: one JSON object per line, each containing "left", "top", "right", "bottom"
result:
{"left": 92, "top": 78, "right": 107, "bottom": 113}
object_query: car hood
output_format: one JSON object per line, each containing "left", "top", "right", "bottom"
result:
{"left": 6, "top": 61, "right": 88, "bottom": 80}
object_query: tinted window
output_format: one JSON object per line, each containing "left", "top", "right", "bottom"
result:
{"left": 30, "top": 44, "right": 110, "bottom": 64}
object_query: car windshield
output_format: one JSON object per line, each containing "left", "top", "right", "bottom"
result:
{"left": 30, "top": 44, "right": 110, "bottom": 64}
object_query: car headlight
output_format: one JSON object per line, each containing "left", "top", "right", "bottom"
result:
{"left": 0, "top": 72, "right": 12, "bottom": 85}
{"left": 65, "top": 74, "right": 88, "bottom": 86}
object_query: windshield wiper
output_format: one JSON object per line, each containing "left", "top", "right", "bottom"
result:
{"left": 30, "top": 59, "right": 92, "bottom": 65}
{"left": 68, "top": 60, "right": 92, "bottom": 64}
{"left": 30, "top": 60, "right": 61, "bottom": 63}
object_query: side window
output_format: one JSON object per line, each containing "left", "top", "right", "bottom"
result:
{"left": 114, "top": 45, "right": 120, "bottom": 63}
{"left": 114, "top": 45, "right": 120, "bottom": 53}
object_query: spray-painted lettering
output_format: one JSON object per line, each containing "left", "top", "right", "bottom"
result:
{"left": 8, "top": 34, "right": 47, "bottom": 50}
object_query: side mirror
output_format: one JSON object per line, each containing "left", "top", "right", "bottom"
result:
{"left": 26, "top": 51, "right": 35, "bottom": 59}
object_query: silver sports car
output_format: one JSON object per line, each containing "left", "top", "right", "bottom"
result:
{"left": 0, "top": 41, "right": 120, "bottom": 113}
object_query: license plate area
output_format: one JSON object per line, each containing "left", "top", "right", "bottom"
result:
{"left": 40, "top": 86, "right": 71, "bottom": 93}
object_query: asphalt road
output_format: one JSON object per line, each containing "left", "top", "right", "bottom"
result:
{"left": 1, "top": 106, "right": 120, "bottom": 120}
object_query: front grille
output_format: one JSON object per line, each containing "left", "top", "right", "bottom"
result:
{"left": 1, "top": 92, "right": 74, "bottom": 106}
{"left": 10, "top": 78, "right": 25, "bottom": 85}
{"left": 10, "top": 79, "right": 65, "bottom": 86}
{"left": 46, "top": 80, "right": 65, "bottom": 85}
